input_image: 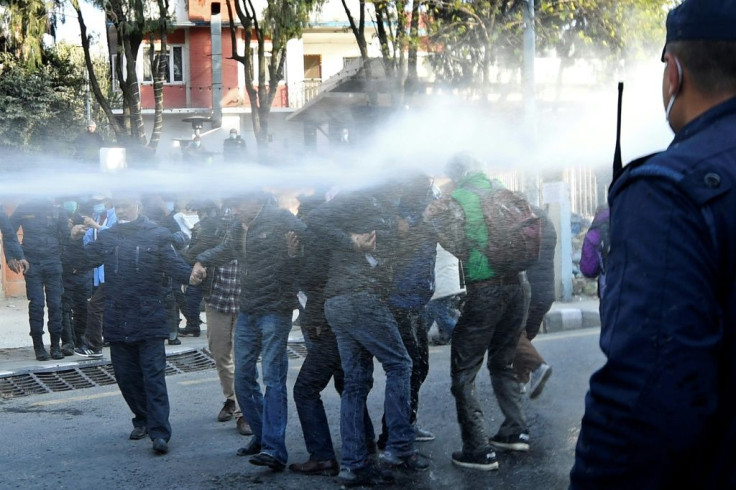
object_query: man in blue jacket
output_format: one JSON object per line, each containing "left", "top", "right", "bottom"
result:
{"left": 570, "top": 1, "right": 736, "bottom": 487}
{"left": 72, "top": 194, "right": 200, "bottom": 455}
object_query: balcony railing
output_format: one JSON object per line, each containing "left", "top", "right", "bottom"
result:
{"left": 288, "top": 78, "right": 323, "bottom": 109}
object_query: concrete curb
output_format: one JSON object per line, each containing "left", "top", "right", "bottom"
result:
{"left": 543, "top": 308, "right": 600, "bottom": 333}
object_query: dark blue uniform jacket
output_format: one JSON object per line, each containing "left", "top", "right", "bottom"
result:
{"left": 571, "top": 97, "right": 736, "bottom": 488}
{"left": 78, "top": 216, "right": 192, "bottom": 343}
{"left": 10, "top": 200, "right": 68, "bottom": 263}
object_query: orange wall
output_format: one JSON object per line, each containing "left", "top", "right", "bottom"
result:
{"left": 139, "top": 27, "right": 289, "bottom": 110}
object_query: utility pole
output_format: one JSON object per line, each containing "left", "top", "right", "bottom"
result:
{"left": 523, "top": 0, "right": 539, "bottom": 205}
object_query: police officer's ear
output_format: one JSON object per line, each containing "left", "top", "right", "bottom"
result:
{"left": 663, "top": 53, "right": 684, "bottom": 99}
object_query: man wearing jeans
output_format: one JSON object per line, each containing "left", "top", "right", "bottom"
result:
{"left": 193, "top": 192, "right": 305, "bottom": 471}
{"left": 309, "top": 183, "right": 428, "bottom": 487}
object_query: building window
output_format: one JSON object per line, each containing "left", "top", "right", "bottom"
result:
{"left": 304, "top": 54, "right": 321, "bottom": 80}
{"left": 142, "top": 45, "right": 185, "bottom": 84}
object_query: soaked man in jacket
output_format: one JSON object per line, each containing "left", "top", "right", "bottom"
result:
{"left": 192, "top": 192, "right": 305, "bottom": 471}
{"left": 72, "top": 195, "right": 200, "bottom": 455}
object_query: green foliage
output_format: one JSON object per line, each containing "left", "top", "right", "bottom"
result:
{"left": 0, "top": 49, "right": 87, "bottom": 154}
{"left": 0, "top": 0, "right": 55, "bottom": 69}
{"left": 426, "top": 0, "right": 673, "bottom": 88}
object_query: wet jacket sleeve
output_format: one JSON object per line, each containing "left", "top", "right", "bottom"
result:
{"left": 159, "top": 234, "right": 193, "bottom": 285}
{"left": 0, "top": 212, "right": 24, "bottom": 261}
{"left": 307, "top": 195, "right": 360, "bottom": 252}
{"left": 570, "top": 176, "right": 721, "bottom": 488}
{"left": 195, "top": 227, "right": 238, "bottom": 268}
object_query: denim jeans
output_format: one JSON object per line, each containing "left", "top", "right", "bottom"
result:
{"left": 378, "top": 306, "right": 429, "bottom": 446}
{"left": 234, "top": 311, "right": 291, "bottom": 464}
{"left": 25, "top": 259, "right": 63, "bottom": 338}
{"left": 451, "top": 276, "right": 528, "bottom": 454}
{"left": 425, "top": 296, "right": 460, "bottom": 342}
{"left": 110, "top": 339, "right": 171, "bottom": 441}
{"left": 293, "top": 325, "right": 375, "bottom": 461}
{"left": 324, "top": 292, "right": 414, "bottom": 471}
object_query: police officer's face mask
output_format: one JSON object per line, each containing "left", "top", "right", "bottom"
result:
{"left": 93, "top": 203, "right": 106, "bottom": 214}
{"left": 63, "top": 201, "right": 78, "bottom": 214}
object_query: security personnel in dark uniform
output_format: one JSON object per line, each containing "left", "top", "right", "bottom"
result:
{"left": 10, "top": 199, "right": 71, "bottom": 361}
{"left": 72, "top": 195, "right": 201, "bottom": 455}
{"left": 571, "top": 1, "right": 736, "bottom": 488}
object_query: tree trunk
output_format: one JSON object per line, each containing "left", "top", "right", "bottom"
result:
{"left": 73, "top": 1, "right": 125, "bottom": 136}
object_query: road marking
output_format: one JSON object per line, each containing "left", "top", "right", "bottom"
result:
{"left": 177, "top": 377, "right": 220, "bottom": 386}
{"left": 535, "top": 328, "right": 600, "bottom": 342}
{"left": 30, "top": 390, "right": 119, "bottom": 406}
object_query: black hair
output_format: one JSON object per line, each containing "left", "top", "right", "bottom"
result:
{"left": 667, "top": 40, "right": 736, "bottom": 94}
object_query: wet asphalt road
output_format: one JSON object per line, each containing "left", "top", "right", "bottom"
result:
{"left": 0, "top": 328, "right": 603, "bottom": 490}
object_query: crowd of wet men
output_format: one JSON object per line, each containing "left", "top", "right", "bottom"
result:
{"left": 0, "top": 158, "right": 557, "bottom": 487}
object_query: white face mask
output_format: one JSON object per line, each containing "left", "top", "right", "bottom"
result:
{"left": 230, "top": 133, "right": 237, "bottom": 139}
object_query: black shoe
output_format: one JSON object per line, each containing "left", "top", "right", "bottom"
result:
{"left": 61, "top": 343, "right": 75, "bottom": 356}
{"left": 34, "top": 345, "right": 50, "bottom": 362}
{"left": 489, "top": 432, "right": 530, "bottom": 452}
{"left": 75, "top": 345, "right": 103, "bottom": 359}
{"left": 177, "top": 326, "right": 201, "bottom": 337}
{"left": 167, "top": 338, "right": 181, "bottom": 346}
{"left": 379, "top": 451, "right": 429, "bottom": 472}
{"left": 50, "top": 344, "right": 64, "bottom": 360}
{"left": 130, "top": 426, "right": 148, "bottom": 440}
{"left": 249, "top": 452, "right": 285, "bottom": 471}
{"left": 152, "top": 438, "right": 169, "bottom": 455}
{"left": 236, "top": 439, "right": 261, "bottom": 456}
{"left": 451, "top": 448, "right": 499, "bottom": 471}
{"left": 338, "top": 464, "right": 395, "bottom": 487}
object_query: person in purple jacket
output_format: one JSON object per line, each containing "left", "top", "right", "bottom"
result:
{"left": 580, "top": 204, "right": 609, "bottom": 298}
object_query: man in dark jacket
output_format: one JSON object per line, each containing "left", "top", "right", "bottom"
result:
{"left": 71, "top": 195, "right": 199, "bottom": 455}
{"left": 378, "top": 174, "right": 438, "bottom": 448}
{"left": 192, "top": 192, "right": 305, "bottom": 471}
{"left": 308, "top": 183, "right": 428, "bottom": 487}
{"left": 10, "top": 199, "right": 71, "bottom": 361}
{"left": 570, "top": 1, "right": 736, "bottom": 487}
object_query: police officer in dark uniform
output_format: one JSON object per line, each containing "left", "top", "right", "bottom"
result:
{"left": 10, "top": 199, "right": 71, "bottom": 361}
{"left": 571, "top": 1, "right": 736, "bottom": 488}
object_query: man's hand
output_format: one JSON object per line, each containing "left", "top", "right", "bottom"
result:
{"left": 286, "top": 231, "right": 300, "bottom": 258}
{"left": 7, "top": 258, "right": 29, "bottom": 274}
{"left": 83, "top": 216, "right": 101, "bottom": 230}
{"left": 70, "top": 224, "right": 88, "bottom": 240}
{"left": 190, "top": 262, "right": 207, "bottom": 285}
{"left": 351, "top": 231, "right": 376, "bottom": 252}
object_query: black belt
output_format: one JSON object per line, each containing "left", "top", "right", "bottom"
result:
{"left": 468, "top": 274, "right": 520, "bottom": 288}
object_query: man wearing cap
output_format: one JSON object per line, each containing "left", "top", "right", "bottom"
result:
{"left": 74, "top": 121, "right": 104, "bottom": 164}
{"left": 223, "top": 128, "right": 247, "bottom": 161}
{"left": 570, "top": 1, "right": 736, "bottom": 487}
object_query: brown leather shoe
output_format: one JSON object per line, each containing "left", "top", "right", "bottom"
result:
{"left": 218, "top": 399, "right": 236, "bottom": 422}
{"left": 236, "top": 416, "right": 253, "bottom": 436}
{"left": 288, "top": 459, "right": 339, "bottom": 476}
